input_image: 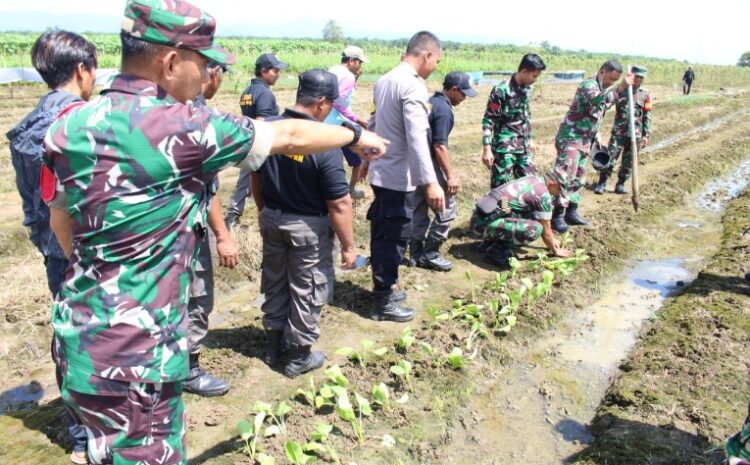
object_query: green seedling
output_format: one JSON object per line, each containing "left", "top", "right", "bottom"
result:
{"left": 257, "top": 453, "right": 276, "bottom": 465}
{"left": 306, "top": 423, "right": 340, "bottom": 464}
{"left": 238, "top": 411, "right": 267, "bottom": 461}
{"left": 253, "top": 401, "right": 292, "bottom": 436}
{"left": 335, "top": 391, "right": 365, "bottom": 443}
{"left": 335, "top": 339, "right": 388, "bottom": 367}
{"left": 446, "top": 347, "right": 466, "bottom": 369}
{"left": 486, "top": 271, "right": 510, "bottom": 292}
{"left": 465, "top": 270, "right": 478, "bottom": 302}
{"left": 426, "top": 304, "right": 450, "bottom": 330}
{"left": 465, "top": 319, "right": 488, "bottom": 351}
{"left": 324, "top": 365, "right": 349, "bottom": 388}
{"left": 372, "top": 382, "right": 391, "bottom": 410}
{"left": 509, "top": 256, "right": 520, "bottom": 278}
{"left": 498, "top": 314, "right": 518, "bottom": 333}
{"left": 296, "top": 377, "right": 317, "bottom": 406}
{"left": 285, "top": 440, "right": 316, "bottom": 465}
{"left": 561, "top": 230, "right": 572, "bottom": 248}
{"left": 315, "top": 383, "right": 346, "bottom": 410}
{"left": 396, "top": 327, "right": 415, "bottom": 352}
{"left": 420, "top": 341, "right": 435, "bottom": 356}
{"left": 390, "top": 359, "right": 414, "bottom": 392}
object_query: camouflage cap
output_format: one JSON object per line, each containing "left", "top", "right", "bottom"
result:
{"left": 122, "top": 0, "right": 235, "bottom": 66}
{"left": 631, "top": 65, "right": 647, "bottom": 77}
{"left": 546, "top": 168, "right": 571, "bottom": 196}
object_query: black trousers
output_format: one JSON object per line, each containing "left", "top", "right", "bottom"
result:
{"left": 368, "top": 186, "right": 416, "bottom": 290}
{"left": 683, "top": 81, "right": 693, "bottom": 95}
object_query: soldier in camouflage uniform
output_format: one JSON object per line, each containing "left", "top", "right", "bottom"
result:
{"left": 551, "top": 60, "right": 633, "bottom": 233}
{"left": 43, "top": 1, "right": 387, "bottom": 463}
{"left": 594, "top": 65, "right": 652, "bottom": 195}
{"left": 482, "top": 53, "right": 547, "bottom": 188}
{"left": 469, "top": 171, "right": 573, "bottom": 268}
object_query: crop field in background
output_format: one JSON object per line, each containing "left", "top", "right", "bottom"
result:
{"left": 2, "top": 32, "right": 750, "bottom": 88}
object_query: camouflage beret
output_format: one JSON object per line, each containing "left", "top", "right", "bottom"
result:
{"left": 631, "top": 65, "right": 647, "bottom": 77}
{"left": 546, "top": 168, "right": 571, "bottom": 196}
{"left": 122, "top": 0, "right": 235, "bottom": 66}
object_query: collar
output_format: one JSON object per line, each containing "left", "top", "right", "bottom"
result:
{"left": 251, "top": 78, "right": 271, "bottom": 88}
{"left": 102, "top": 74, "right": 173, "bottom": 100}
{"left": 398, "top": 61, "right": 422, "bottom": 81}
{"left": 282, "top": 108, "right": 318, "bottom": 122}
{"left": 433, "top": 91, "right": 450, "bottom": 103}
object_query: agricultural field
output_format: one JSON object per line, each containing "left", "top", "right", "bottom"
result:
{"left": 2, "top": 42, "right": 750, "bottom": 465}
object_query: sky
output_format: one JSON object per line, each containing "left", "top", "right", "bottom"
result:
{"left": 0, "top": 0, "right": 747, "bottom": 65}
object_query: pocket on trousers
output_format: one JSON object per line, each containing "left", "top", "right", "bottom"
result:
{"left": 309, "top": 268, "right": 330, "bottom": 307}
{"left": 381, "top": 206, "right": 412, "bottom": 241}
{"left": 290, "top": 229, "right": 320, "bottom": 248}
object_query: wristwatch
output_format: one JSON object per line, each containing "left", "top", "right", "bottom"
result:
{"left": 341, "top": 120, "right": 362, "bottom": 147}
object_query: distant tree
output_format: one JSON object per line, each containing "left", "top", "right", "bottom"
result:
{"left": 322, "top": 20, "right": 343, "bottom": 43}
{"left": 738, "top": 51, "right": 750, "bottom": 67}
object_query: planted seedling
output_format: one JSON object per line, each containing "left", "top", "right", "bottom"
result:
{"left": 465, "top": 270, "right": 478, "bottom": 302}
{"left": 396, "top": 327, "right": 415, "bottom": 353}
{"left": 238, "top": 411, "right": 267, "bottom": 462}
{"left": 420, "top": 341, "right": 435, "bottom": 357}
{"left": 315, "top": 383, "right": 346, "bottom": 411}
{"left": 253, "top": 401, "right": 292, "bottom": 436}
{"left": 285, "top": 440, "right": 315, "bottom": 465}
{"left": 465, "top": 319, "right": 488, "bottom": 351}
{"left": 390, "top": 359, "right": 414, "bottom": 392}
{"left": 257, "top": 453, "right": 276, "bottom": 465}
{"left": 296, "top": 377, "right": 317, "bottom": 406}
{"left": 372, "top": 382, "right": 391, "bottom": 409}
{"left": 426, "top": 304, "right": 450, "bottom": 330}
{"left": 335, "top": 339, "right": 388, "bottom": 367}
{"left": 335, "top": 391, "right": 365, "bottom": 443}
{"left": 486, "top": 271, "right": 510, "bottom": 292}
{"left": 324, "top": 365, "right": 349, "bottom": 388}
{"left": 446, "top": 347, "right": 466, "bottom": 369}
{"left": 306, "top": 423, "right": 340, "bottom": 464}
{"left": 509, "top": 256, "right": 520, "bottom": 278}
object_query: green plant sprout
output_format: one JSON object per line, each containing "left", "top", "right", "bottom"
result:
{"left": 372, "top": 382, "right": 391, "bottom": 410}
{"left": 465, "top": 270, "right": 478, "bottom": 302}
{"left": 390, "top": 360, "right": 414, "bottom": 392}
{"left": 253, "top": 401, "right": 292, "bottom": 437}
{"left": 396, "top": 327, "right": 415, "bottom": 352}
{"left": 509, "top": 256, "right": 520, "bottom": 278}
{"left": 486, "top": 271, "right": 510, "bottom": 292}
{"left": 446, "top": 347, "right": 466, "bottom": 369}
{"left": 335, "top": 391, "right": 365, "bottom": 443}
{"left": 285, "top": 440, "right": 315, "bottom": 465}
{"left": 335, "top": 339, "right": 388, "bottom": 367}
{"left": 465, "top": 319, "right": 488, "bottom": 351}
{"left": 305, "top": 423, "right": 340, "bottom": 464}
{"left": 315, "top": 383, "right": 346, "bottom": 410}
{"left": 420, "top": 341, "right": 435, "bottom": 356}
{"left": 238, "top": 411, "right": 267, "bottom": 462}
{"left": 426, "top": 304, "right": 450, "bottom": 330}
{"left": 257, "top": 453, "right": 276, "bottom": 465}
{"left": 324, "top": 365, "right": 349, "bottom": 388}
{"left": 296, "top": 377, "right": 317, "bottom": 406}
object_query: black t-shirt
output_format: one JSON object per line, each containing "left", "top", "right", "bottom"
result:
{"left": 258, "top": 109, "right": 349, "bottom": 216}
{"left": 428, "top": 92, "right": 454, "bottom": 156}
{"left": 239, "top": 78, "right": 279, "bottom": 118}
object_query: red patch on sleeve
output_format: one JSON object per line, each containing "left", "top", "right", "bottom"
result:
{"left": 57, "top": 101, "right": 86, "bottom": 119}
{"left": 40, "top": 164, "right": 58, "bottom": 203}
{"left": 643, "top": 94, "right": 652, "bottom": 111}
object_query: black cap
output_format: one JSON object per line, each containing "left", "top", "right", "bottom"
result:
{"left": 443, "top": 72, "right": 478, "bottom": 97}
{"left": 297, "top": 69, "right": 339, "bottom": 100}
{"left": 255, "top": 52, "right": 289, "bottom": 70}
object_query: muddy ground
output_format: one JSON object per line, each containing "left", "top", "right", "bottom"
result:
{"left": 1, "top": 79, "right": 749, "bottom": 465}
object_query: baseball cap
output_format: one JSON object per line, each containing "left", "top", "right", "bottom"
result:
{"left": 121, "top": 0, "right": 235, "bottom": 66}
{"left": 443, "top": 72, "right": 478, "bottom": 97}
{"left": 631, "top": 65, "right": 647, "bottom": 77}
{"left": 343, "top": 45, "right": 369, "bottom": 63}
{"left": 297, "top": 69, "right": 339, "bottom": 100}
{"left": 256, "top": 52, "right": 290, "bottom": 71}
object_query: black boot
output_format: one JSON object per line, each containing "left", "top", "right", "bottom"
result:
{"left": 284, "top": 344, "right": 325, "bottom": 378}
{"left": 564, "top": 202, "right": 589, "bottom": 226}
{"left": 371, "top": 289, "right": 415, "bottom": 322}
{"left": 404, "top": 240, "right": 423, "bottom": 267}
{"left": 183, "top": 354, "right": 230, "bottom": 397}
{"left": 224, "top": 213, "right": 239, "bottom": 230}
{"left": 551, "top": 205, "right": 569, "bottom": 233}
{"left": 264, "top": 330, "right": 286, "bottom": 367}
{"left": 483, "top": 243, "right": 514, "bottom": 269}
{"left": 614, "top": 177, "right": 628, "bottom": 194}
{"left": 594, "top": 172, "right": 610, "bottom": 195}
{"left": 417, "top": 238, "right": 452, "bottom": 272}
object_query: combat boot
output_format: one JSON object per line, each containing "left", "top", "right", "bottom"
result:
{"left": 483, "top": 243, "right": 514, "bottom": 269}
{"left": 594, "top": 172, "right": 610, "bottom": 195}
{"left": 614, "top": 177, "right": 628, "bottom": 194}
{"left": 183, "top": 355, "right": 229, "bottom": 397}
{"left": 404, "top": 240, "right": 423, "bottom": 267}
{"left": 371, "top": 289, "right": 415, "bottom": 322}
{"left": 564, "top": 202, "right": 590, "bottom": 226}
{"left": 284, "top": 344, "right": 325, "bottom": 378}
{"left": 416, "top": 238, "right": 452, "bottom": 272}
{"left": 551, "top": 205, "right": 569, "bottom": 233}
{"left": 264, "top": 329, "right": 286, "bottom": 367}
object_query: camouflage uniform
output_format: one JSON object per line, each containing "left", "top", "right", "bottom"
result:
{"left": 554, "top": 77, "right": 620, "bottom": 205}
{"left": 469, "top": 175, "right": 553, "bottom": 246}
{"left": 606, "top": 84, "right": 652, "bottom": 182}
{"left": 43, "top": 1, "right": 269, "bottom": 463}
{"left": 482, "top": 75, "right": 536, "bottom": 188}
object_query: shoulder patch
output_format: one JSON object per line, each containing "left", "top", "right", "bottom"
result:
{"left": 57, "top": 101, "right": 86, "bottom": 119}
{"left": 240, "top": 93, "right": 254, "bottom": 106}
